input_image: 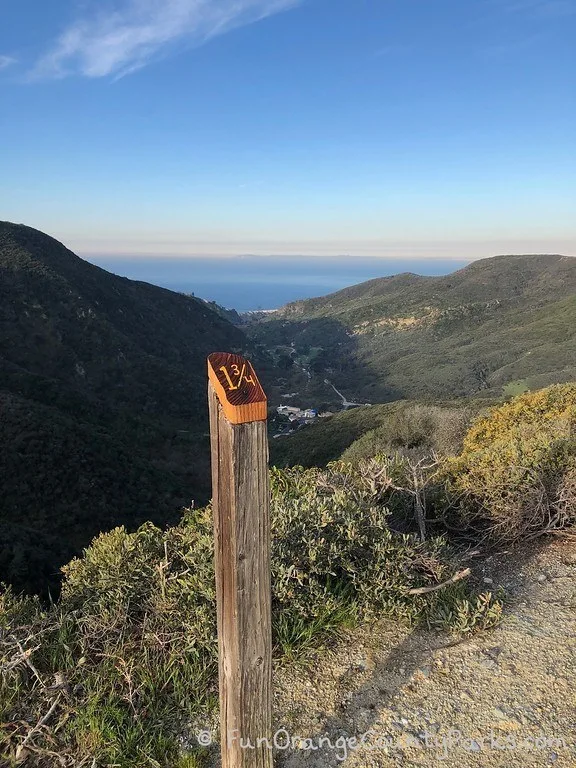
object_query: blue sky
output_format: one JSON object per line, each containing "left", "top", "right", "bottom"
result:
{"left": 1, "top": 0, "right": 575, "bottom": 259}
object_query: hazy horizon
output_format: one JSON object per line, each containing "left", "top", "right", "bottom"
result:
{"left": 66, "top": 236, "right": 576, "bottom": 260}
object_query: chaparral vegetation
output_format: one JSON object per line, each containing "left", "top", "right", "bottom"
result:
{"left": 4, "top": 383, "right": 576, "bottom": 766}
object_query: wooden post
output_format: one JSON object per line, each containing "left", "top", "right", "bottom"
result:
{"left": 207, "top": 352, "right": 273, "bottom": 768}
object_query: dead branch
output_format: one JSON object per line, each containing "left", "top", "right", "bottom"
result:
{"left": 17, "top": 694, "right": 61, "bottom": 758}
{"left": 408, "top": 567, "right": 471, "bottom": 595}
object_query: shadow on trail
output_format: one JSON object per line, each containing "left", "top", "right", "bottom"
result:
{"left": 276, "top": 538, "right": 558, "bottom": 767}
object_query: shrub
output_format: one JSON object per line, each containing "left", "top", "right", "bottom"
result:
{"left": 444, "top": 383, "right": 576, "bottom": 540}
{"left": 502, "top": 379, "right": 529, "bottom": 399}
{"left": 1, "top": 463, "right": 501, "bottom": 766}
{"left": 272, "top": 462, "right": 457, "bottom": 635}
{"left": 1, "top": 517, "right": 217, "bottom": 768}
{"left": 341, "top": 403, "right": 474, "bottom": 462}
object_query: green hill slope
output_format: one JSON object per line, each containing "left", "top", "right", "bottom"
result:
{"left": 0, "top": 222, "right": 259, "bottom": 592}
{"left": 269, "top": 402, "right": 403, "bottom": 467}
{"left": 247, "top": 254, "right": 576, "bottom": 404}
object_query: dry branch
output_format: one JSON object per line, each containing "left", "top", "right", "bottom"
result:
{"left": 408, "top": 567, "right": 471, "bottom": 595}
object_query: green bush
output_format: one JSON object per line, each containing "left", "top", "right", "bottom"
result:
{"left": 1, "top": 516, "right": 217, "bottom": 768}
{"left": 1, "top": 463, "right": 501, "bottom": 767}
{"left": 272, "top": 463, "right": 453, "bottom": 631}
{"left": 444, "top": 383, "right": 576, "bottom": 540}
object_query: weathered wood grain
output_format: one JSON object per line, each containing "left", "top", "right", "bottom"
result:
{"left": 208, "top": 354, "right": 273, "bottom": 768}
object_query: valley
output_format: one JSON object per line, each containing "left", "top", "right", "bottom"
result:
{"left": 245, "top": 254, "right": 576, "bottom": 407}
{"left": 2, "top": 223, "right": 575, "bottom": 593}
{"left": 2, "top": 4, "right": 574, "bottom": 764}
{"left": 1, "top": 223, "right": 575, "bottom": 768}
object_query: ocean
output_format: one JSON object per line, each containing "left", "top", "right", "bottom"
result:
{"left": 85, "top": 256, "right": 469, "bottom": 312}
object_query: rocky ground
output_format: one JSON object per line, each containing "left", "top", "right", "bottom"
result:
{"left": 275, "top": 538, "right": 576, "bottom": 767}
{"left": 202, "top": 537, "right": 575, "bottom": 767}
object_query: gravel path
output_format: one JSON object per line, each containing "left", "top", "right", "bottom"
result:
{"left": 271, "top": 538, "right": 576, "bottom": 767}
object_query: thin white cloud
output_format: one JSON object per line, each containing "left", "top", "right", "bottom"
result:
{"left": 0, "top": 55, "right": 16, "bottom": 70}
{"left": 32, "top": 0, "right": 301, "bottom": 80}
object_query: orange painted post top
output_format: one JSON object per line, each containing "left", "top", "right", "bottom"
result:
{"left": 207, "top": 352, "right": 267, "bottom": 424}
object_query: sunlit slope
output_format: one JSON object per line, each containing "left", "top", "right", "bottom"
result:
{"left": 248, "top": 254, "right": 576, "bottom": 402}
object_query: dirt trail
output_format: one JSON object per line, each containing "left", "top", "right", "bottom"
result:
{"left": 271, "top": 539, "right": 576, "bottom": 767}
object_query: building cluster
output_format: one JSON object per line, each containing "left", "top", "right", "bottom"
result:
{"left": 276, "top": 404, "right": 319, "bottom": 420}
{"left": 273, "top": 404, "right": 333, "bottom": 438}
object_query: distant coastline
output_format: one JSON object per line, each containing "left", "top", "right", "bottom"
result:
{"left": 85, "top": 256, "right": 470, "bottom": 312}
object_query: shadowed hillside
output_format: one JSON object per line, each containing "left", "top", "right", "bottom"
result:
{"left": 247, "top": 254, "right": 576, "bottom": 404}
{"left": 0, "top": 222, "right": 263, "bottom": 593}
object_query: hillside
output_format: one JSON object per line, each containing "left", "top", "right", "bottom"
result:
{"left": 0, "top": 222, "right": 260, "bottom": 593}
{"left": 2, "top": 384, "right": 575, "bottom": 766}
{"left": 269, "top": 396, "right": 498, "bottom": 469}
{"left": 247, "top": 254, "right": 576, "bottom": 405}
{"left": 269, "top": 402, "right": 404, "bottom": 468}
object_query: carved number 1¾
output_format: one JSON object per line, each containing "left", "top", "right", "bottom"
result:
{"left": 219, "top": 363, "right": 256, "bottom": 391}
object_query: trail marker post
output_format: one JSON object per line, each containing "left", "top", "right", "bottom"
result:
{"left": 207, "top": 352, "right": 273, "bottom": 768}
